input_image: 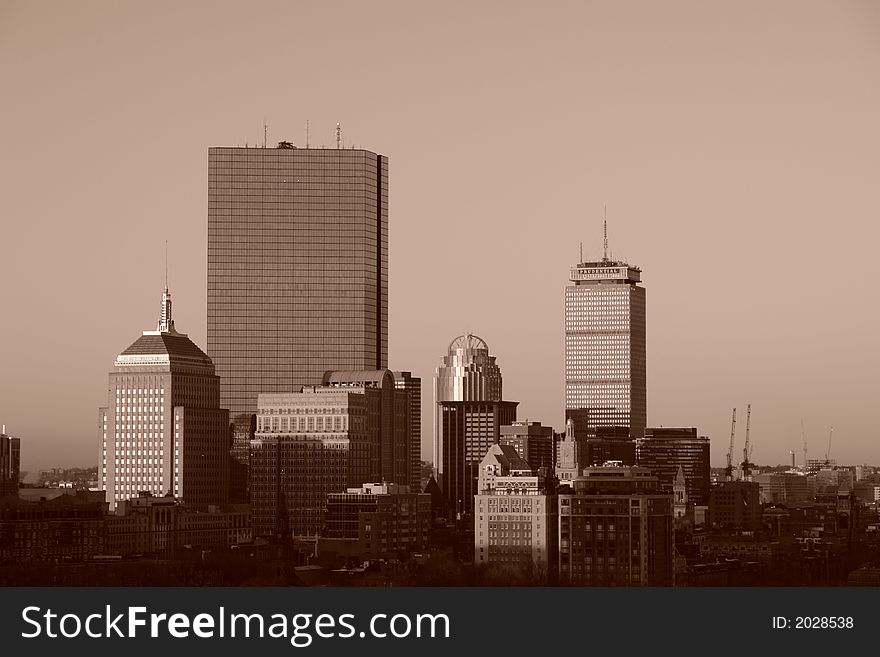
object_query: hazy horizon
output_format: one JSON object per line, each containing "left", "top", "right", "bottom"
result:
{"left": 1, "top": 0, "right": 879, "bottom": 474}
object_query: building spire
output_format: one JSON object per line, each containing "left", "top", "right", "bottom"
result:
{"left": 158, "top": 242, "right": 176, "bottom": 333}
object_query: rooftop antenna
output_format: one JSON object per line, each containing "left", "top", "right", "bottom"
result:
{"left": 603, "top": 205, "right": 609, "bottom": 262}
{"left": 336, "top": 123, "right": 341, "bottom": 149}
{"left": 263, "top": 121, "right": 267, "bottom": 148}
{"left": 306, "top": 120, "right": 310, "bottom": 148}
{"left": 579, "top": 241, "right": 583, "bottom": 264}
{"left": 164, "top": 240, "right": 168, "bottom": 291}
{"left": 801, "top": 419, "right": 807, "bottom": 468}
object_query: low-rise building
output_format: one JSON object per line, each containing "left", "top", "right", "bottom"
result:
{"left": 708, "top": 481, "right": 761, "bottom": 530}
{"left": 104, "top": 494, "right": 250, "bottom": 557}
{"left": 0, "top": 493, "right": 106, "bottom": 563}
{"left": 320, "top": 483, "right": 430, "bottom": 560}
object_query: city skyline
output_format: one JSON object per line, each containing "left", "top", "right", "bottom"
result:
{"left": 2, "top": 1, "right": 879, "bottom": 472}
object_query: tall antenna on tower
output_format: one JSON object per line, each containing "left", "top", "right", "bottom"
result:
{"left": 336, "top": 123, "right": 341, "bottom": 149}
{"left": 801, "top": 419, "right": 807, "bottom": 469}
{"left": 306, "top": 120, "right": 310, "bottom": 148}
{"left": 164, "top": 240, "right": 168, "bottom": 291}
{"left": 579, "top": 241, "right": 583, "bottom": 263}
{"left": 603, "top": 205, "right": 608, "bottom": 261}
{"left": 263, "top": 121, "right": 267, "bottom": 148}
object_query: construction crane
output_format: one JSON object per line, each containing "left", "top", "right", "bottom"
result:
{"left": 741, "top": 404, "right": 753, "bottom": 480}
{"left": 724, "top": 407, "right": 737, "bottom": 481}
{"left": 801, "top": 419, "right": 807, "bottom": 470}
{"left": 825, "top": 426, "right": 834, "bottom": 466}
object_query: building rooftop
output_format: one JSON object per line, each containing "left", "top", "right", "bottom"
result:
{"left": 482, "top": 444, "right": 533, "bottom": 475}
{"left": 117, "top": 332, "right": 213, "bottom": 368}
{"left": 322, "top": 370, "right": 394, "bottom": 388}
{"left": 448, "top": 333, "right": 489, "bottom": 353}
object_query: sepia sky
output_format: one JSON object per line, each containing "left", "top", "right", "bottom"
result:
{"left": 1, "top": 0, "right": 879, "bottom": 474}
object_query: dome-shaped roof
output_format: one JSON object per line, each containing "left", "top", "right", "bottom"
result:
{"left": 447, "top": 333, "right": 488, "bottom": 354}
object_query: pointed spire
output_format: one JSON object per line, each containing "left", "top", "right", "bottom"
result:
{"left": 157, "top": 242, "right": 176, "bottom": 333}
{"left": 157, "top": 288, "right": 175, "bottom": 333}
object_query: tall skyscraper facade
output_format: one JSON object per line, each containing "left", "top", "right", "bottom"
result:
{"left": 98, "top": 289, "right": 230, "bottom": 510}
{"left": 207, "top": 145, "right": 389, "bottom": 417}
{"left": 565, "top": 237, "right": 646, "bottom": 440}
{"left": 0, "top": 426, "right": 21, "bottom": 497}
{"left": 434, "top": 334, "right": 518, "bottom": 518}
{"left": 392, "top": 371, "right": 422, "bottom": 492}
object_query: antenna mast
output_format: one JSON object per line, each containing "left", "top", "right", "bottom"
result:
{"left": 801, "top": 419, "right": 807, "bottom": 469}
{"left": 336, "top": 123, "right": 341, "bottom": 149}
{"left": 164, "top": 240, "right": 168, "bottom": 290}
{"left": 603, "top": 205, "right": 608, "bottom": 262}
{"left": 263, "top": 121, "right": 267, "bottom": 148}
{"left": 306, "top": 120, "right": 310, "bottom": 148}
{"left": 742, "top": 404, "right": 753, "bottom": 480}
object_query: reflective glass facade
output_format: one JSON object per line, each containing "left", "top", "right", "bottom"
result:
{"left": 434, "top": 334, "right": 518, "bottom": 518}
{"left": 565, "top": 260, "right": 646, "bottom": 440}
{"left": 208, "top": 147, "right": 389, "bottom": 417}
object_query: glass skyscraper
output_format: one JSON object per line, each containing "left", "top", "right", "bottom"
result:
{"left": 565, "top": 246, "right": 646, "bottom": 440}
{"left": 207, "top": 145, "right": 389, "bottom": 416}
{"left": 434, "top": 334, "right": 518, "bottom": 519}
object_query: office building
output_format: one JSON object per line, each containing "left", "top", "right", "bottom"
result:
{"left": 500, "top": 421, "right": 554, "bottom": 472}
{"left": 105, "top": 494, "right": 251, "bottom": 558}
{"left": 98, "top": 288, "right": 230, "bottom": 511}
{"left": 474, "top": 444, "right": 558, "bottom": 580}
{"left": 321, "top": 483, "right": 431, "bottom": 559}
{"left": 565, "top": 230, "right": 646, "bottom": 440}
{"left": 250, "top": 370, "right": 415, "bottom": 540}
{"left": 229, "top": 413, "right": 255, "bottom": 504}
{"left": 585, "top": 425, "right": 636, "bottom": 466}
{"left": 392, "top": 371, "right": 422, "bottom": 493}
{"left": 708, "top": 481, "right": 761, "bottom": 530}
{"left": 558, "top": 465, "right": 673, "bottom": 586}
{"left": 0, "top": 426, "right": 21, "bottom": 497}
{"left": 207, "top": 145, "right": 388, "bottom": 417}
{"left": 0, "top": 493, "right": 106, "bottom": 562}
{"left": 638, "top": 427, "right": 711, "bottom": 506}
{"left": 434, "top": 334, "right": 518, "bottom": 519}
{"left": 753, "top": 471, "right": 813, "bottom": 505}
{"left": 250, "top": 388, "right": 363, "bottom": 540}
